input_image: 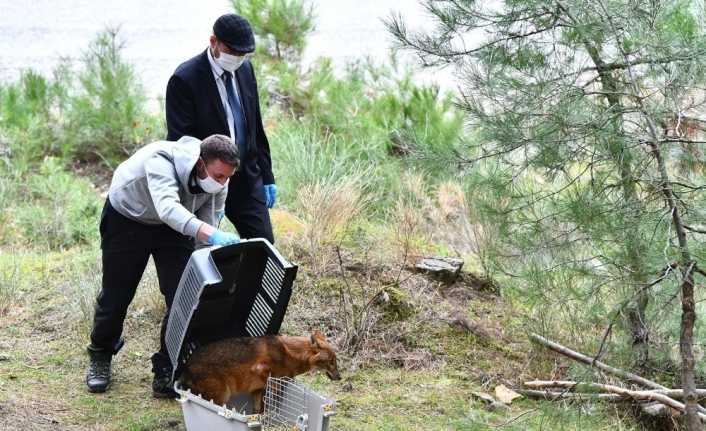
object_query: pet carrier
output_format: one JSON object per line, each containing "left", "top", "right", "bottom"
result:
{"left": 165, "top": 239, "right": 297, "bottom": 382}
{"left": 262, "top": 376, "right": 337, "bottom": 431}
{"left": 175, "top": 377, "right": 337, "bottom": 431}
{"left": 166, "top": 239, "right": 337, "bottom": 431}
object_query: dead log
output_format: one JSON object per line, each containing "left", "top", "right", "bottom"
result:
{"left": 529, "top": 333, "right": 667, "bottom": 390}
{"left": 517, "top": 389, "right": 677, "bottom": 429}
{"left": 524, "top": 381, "right": 706, "bottom": 401}
{"left": 523, "top": 381, "right": 706, "bottom": 422}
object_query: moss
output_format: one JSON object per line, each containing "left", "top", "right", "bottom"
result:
{"left": 377, "top": 286, "right": 415, "bottom": 321}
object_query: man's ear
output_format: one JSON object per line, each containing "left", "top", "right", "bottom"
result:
{"left": 194, "top": 158, "right": 206, "bottom": 178}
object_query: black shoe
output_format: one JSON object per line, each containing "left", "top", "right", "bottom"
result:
{"left": 152, "top": 366, "right": 178, "bottom": 399}
{"left": 86, "top": 354, "right": 112, "bottom": 393}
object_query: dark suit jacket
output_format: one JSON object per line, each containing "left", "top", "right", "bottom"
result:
{"left": 165, "top": 49, "right": 274, "bottom": 203}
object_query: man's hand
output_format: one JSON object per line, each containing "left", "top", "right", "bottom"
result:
{"left": 264, "top": 184, "right": 277, "bottom": 209}
{"left": 208, "top": 229, "right": 241, "bottom": 246}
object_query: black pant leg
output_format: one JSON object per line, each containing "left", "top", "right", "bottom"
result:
{"left": 224, "top": 172, "right": 274, "bottom": 243}
{"left": 89, "top": 200, "right": 151, "bottom": 354}
{"left": 150, "top": 234, "right": 194, "bottom": 370}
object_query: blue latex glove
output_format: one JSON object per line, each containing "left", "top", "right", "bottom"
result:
{"left": 264, "top": 184, "right": 278, "bottom": 209}
{"left": 219, "top": 209, "right": 225, "bottom": 220}
{"left": 208, "top": 229, "right": 240, "bottom": 246}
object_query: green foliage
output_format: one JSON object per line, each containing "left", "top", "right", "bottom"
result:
{"left": 298, "top": 55, "right": 463, "bottom": 154}
{"left": 0, "top": 157, "right": 101, "bottom": 250}
{"left": 387, "top": 0, "right": 706, "bottom": 394}
{"left": 0, "top": 26, "right": 163, "bottom": 170}
{"left": 0, "top": 70, "right": 65, "bottom": 168}
{"left": 66, "top": 25, "right": 160, "bottom": 163}
{"left": 235, "top": 0, "right": 315, "bottom": 60}
{"left": 264, "top": 53, "right": 464, "bottom": 216}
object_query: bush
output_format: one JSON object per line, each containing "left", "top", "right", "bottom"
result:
{"left": 1, "top": 157, "right": 101, "bottom": 250}
{"left": 235, "top": 0, "right": 315, "bottom": 61}
{"left": 64, "top": 25, "right": 163, "bottom": 163}
{"left": 0, "top": 26, "right": 163, "bottom": 171}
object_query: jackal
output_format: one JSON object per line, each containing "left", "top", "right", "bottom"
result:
{"left": 178, "top": 330, "right": 341, "bottom": 413}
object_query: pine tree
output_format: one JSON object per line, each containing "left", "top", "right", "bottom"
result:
{"left": 386, "top": 1, "right": 706, "bottom": 428}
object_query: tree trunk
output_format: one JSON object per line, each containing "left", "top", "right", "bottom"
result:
{"left": 680, "top": 263, "right": 700, "bottom": 430}
{"left": 556, "top": 1, "right": 651, "bottom": 370}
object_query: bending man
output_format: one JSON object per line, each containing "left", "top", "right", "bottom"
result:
{"left": 85, "top": 134, "right": 240, "bottom": 398}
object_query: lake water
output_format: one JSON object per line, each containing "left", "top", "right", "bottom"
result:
{"left": 0, "top": 0, "right": 452, "bottom": 98}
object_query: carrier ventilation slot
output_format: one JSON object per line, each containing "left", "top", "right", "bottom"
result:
{"left": 245, "top": 293, "right": 273, "bottom": 336}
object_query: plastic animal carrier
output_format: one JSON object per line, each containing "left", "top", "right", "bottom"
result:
{"left": 175, "top": 377, "right": 337, "bottom": 431}
{"left": 176, "top": 386, "right": 262, "bottom": 430}
{"left": 262, "top": 377, "right": 337, "bottom": 431}
{"left": 165, "top": 239, "right": 297, "bottom": 382}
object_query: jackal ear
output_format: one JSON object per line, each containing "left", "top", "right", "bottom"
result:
{"left": 311, "top": 330, "right": 324, "bottom": 349}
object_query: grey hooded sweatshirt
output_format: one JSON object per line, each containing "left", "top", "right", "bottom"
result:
{"left": 108, "top": 136, "right": 226, "bottom": 249}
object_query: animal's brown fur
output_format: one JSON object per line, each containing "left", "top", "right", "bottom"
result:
{"left": 178, "top": 330, "right": 341, "bottom": 413}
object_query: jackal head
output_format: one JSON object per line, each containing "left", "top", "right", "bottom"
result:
{"left": 310, "top": 330, "right": 341, "bottom": 381}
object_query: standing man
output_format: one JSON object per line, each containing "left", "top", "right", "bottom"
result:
{"left": 166, "top": 13, "right": 276, "bottom": 244}
{"left": 85, "top": 134, "right": 241, "bottom": 398}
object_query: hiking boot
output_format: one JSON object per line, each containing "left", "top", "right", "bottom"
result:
{"left": 152, "top": 366, "right": 178, "bottom": 399}
{"left": 86, "top": 354, "right": 112, "bottom": 393}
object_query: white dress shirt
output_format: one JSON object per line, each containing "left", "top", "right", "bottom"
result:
{"left": 206, "top": 46, "right": 237, "bottom": 141}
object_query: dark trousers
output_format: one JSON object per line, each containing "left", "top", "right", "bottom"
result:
{"left": 224, "top": 171, "right": 274, "bottom": 244}
{"left": 88, "top": 199, "right": 194, "bottom": 371}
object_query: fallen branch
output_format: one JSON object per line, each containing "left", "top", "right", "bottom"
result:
{"left": 529, "top": 333, "right": 667, "bottom": 390}
{"left": 524, "top": 381, "right": 706, "bottom": 401}
{"left": 523, "top": 381, "right": 706, "bottom": 422}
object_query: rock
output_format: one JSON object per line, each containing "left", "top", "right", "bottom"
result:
{"left": 487, "top": 401, "right": 508, "bottom": 412}
{"left": 495, "top": 385, "right": 522, "bottom": 404}
{"left": 414, "top": 257, "right": 464, "bottom": 285}
{"left": 447, "top": 312, "right": 492, "bottom": 342}
{"left": 471, "top": 391, "right": 496, "bottom": 405}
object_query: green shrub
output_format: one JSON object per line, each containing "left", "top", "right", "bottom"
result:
{"left": 0, "top": 69, "right": 66, "bottom": 168}
{"left": 5, "top": 157, "right": 100, "bottom": 250}
{"left": 0, "top": 27, "right": 164, "bottom": 170}
{"left": 235, "top": 0, "right": 315, "bottom": 61}
{"left": 64, "top": 26, "right": 162, "bottom": 164}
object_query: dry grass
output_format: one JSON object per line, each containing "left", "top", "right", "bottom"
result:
{"left": 0, "top": 249, "right": 183, "bottom": 431}
{"left": 295, "top": 172, "right": 372, "bottom": 276}
{"left": 0, "top": 240, "right": 523, "bottom": 431}
{"left": 0, "top": 200, "right": 633, "bottom": 430}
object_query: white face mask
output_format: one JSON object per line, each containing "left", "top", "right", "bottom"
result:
{"left": 197, "top": 164, "right": 229, "bottom": 193}
{"left": 215, "top": 44, "right": 246, "bottom": 72}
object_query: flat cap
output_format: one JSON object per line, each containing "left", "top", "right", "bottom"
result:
{"left": 213, "top": 13, "right": 255, "bottom": 53}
